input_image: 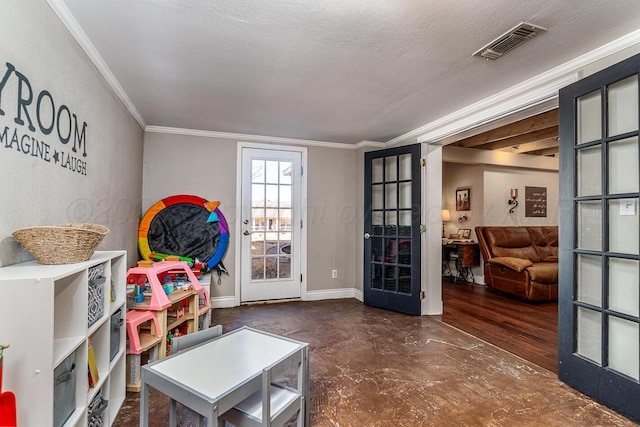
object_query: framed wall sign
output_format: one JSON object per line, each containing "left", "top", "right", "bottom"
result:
{"left": 525, "top": 186, "right": 547, "bottom": 217}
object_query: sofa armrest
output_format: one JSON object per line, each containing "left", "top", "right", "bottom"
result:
{"left": 487, "top": 257, "right": 533, "bottom": 273}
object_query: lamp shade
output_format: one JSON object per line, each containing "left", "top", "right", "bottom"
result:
{"left": 441, "top": 209, "right": 451, "bottom": 222}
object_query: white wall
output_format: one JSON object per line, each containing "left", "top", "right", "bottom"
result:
{"left": 142, "top": 132, "right": 357, "bottom": 300}
{"left": 483, "top": 166, "right": 559, "bottom": 226}
{"left": 442, "top": 163, "right": 484, "bottom": 241}
{"left": 0, "top": 0, "right": 144, "bottom": 267}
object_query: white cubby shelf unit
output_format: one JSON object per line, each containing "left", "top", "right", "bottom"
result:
{"left": 0, "top": 250, "right": 127, "bottom": 427}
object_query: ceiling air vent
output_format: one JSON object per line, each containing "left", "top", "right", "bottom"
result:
{"left": 473, "top": 22, "right": 546, "bottom": 60}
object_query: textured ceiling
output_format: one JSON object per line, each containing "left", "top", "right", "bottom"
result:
{"left": 58, "top": 0, "right": 640, "bottom": 144}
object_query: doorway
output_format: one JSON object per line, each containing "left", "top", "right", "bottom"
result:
{"left": 439, "top": 110, "right": 561, "bottom": 372}
{"left": 238, "top": 144, "right": 306, "bottom": 303}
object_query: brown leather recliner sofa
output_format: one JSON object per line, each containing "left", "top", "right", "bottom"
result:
{"left": 475, "top": 226, "right": 558, "bottom": 302}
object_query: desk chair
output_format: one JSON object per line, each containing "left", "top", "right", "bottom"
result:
{"left": 219, "top": 345, "right": 308, "bottom": 427}
{"left": 168, "top": 325, "right": 223, "bottom": 426}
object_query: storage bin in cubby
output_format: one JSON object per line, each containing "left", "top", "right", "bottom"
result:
{"left": 88, "top": 276, "right": 106, "bottom": 327}
{"left": 110, "top": 309, "right": 123, "bottom": 361}
{"left": 53, "top": 351, "right": 76, "bottom": 427}
{"left": 87, "top": 387, "right": 109, "bottom": 427}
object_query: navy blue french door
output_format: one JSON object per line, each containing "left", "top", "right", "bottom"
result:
{"left": 364, "top": 144, "right": 421, "bottom": 315}
{"left": 559, "top": 52, "right": 640, "bottom": 423}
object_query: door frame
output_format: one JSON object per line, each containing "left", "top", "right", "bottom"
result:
{"left": 423, "top": 143, "right": 444, "bottom": 315}
{"left": 235, "top": 141, "right": 308, "bottom": 306}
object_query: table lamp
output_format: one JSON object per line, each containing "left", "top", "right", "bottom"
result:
{"left": 441, "top": 209, "right": 451, "bottom": 238}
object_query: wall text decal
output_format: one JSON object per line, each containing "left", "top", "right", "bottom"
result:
{"left": 525, "top": 186, "right": 547, "bottom": 217}
{"left": 0, "top": 61, "right": 88, "bottom": 175}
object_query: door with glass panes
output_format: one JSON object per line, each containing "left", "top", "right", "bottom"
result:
{"left": 240, "top": 147, "right": 303, "bottom": 302}
{"left": 559, "top": 52, "right": 640, "bottom": 423}
{"left": 363, "top": 144, "right": 421, "bottom": 315}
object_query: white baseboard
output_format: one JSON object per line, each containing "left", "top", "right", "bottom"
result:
{"left": 213, "top": 284, "right": 501, "bottom": 306}
{"left": 210, "top": 296, "right": 237, "bottom": 308}
{"left": 211, "top": 288, "right": 364, "bottom": 307}
{"left": 212, "top": 281, "right": 487, "bottom": 308}
{"left": 304, "top": 288, "right": 363, "bottom": 301}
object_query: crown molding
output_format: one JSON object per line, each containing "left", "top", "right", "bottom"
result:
{"left": 414, "top": 74, "right": 575, "bottom": 144}
{"left": 392, "top": 29, "right": 640, "bottom": 146}
{"left": 145, "top": 125, "right": 365, "bottom": 150}
{"left": 355, "top": 140, "right": 386, "bottom": 149}
{"left": 46, "top": 0, "right": 146, "bottom": 129}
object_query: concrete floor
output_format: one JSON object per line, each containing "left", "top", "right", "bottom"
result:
{"left": 115, "top": 299, "right": 637, "bottom": 426}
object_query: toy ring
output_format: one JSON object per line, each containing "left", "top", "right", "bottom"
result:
{"left": 138, "top": 194, "right": 229, "bottom": 269}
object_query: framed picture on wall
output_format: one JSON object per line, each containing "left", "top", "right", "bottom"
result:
{"left": 456, "top": 188, "right": 470, "bottom": 211}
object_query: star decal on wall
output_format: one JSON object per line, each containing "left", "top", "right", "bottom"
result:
{"left": 53, "top": 150, "right": 60, "bottom": 163}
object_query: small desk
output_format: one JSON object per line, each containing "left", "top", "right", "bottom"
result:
{"left": 140, "top": 326, "right": 309, "bottom": 426}
{"left": 443, "top": 242, "right": 480, "bottom": 283}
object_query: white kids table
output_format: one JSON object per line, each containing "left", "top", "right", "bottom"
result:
{"left": 140, "top": 326, "right": 309, "bottom": 426}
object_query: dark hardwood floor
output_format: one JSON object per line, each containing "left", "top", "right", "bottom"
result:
{"left": 441, "top": 279, "right": 559, "bottom": 373}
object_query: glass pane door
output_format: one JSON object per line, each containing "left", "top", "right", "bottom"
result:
{"left": 559, "top": 53, "right": 640, "bottom": 423}
{"left": 572, "top": 75, "right": 640, "bottom": 380}
{"left": 364, "top": 144, "right": 421, "bottom": 315}
{"left": 241, "top": 147, "right": 303, "bottom": 302}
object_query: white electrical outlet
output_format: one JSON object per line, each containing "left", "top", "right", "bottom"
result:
{"left": 331, "top": 269, "right": 337, "bottom": 279}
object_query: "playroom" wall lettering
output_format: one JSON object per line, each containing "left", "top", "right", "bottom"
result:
{"left": 0, "top": 61, "right": 88, "bottom": 176}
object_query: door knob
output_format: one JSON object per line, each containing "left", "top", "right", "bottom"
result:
{"left": 364, "top": 233, "right": 371, "bottom": 239}
{"left": 243, "top": 230, "right": 251, "bottom": 236}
